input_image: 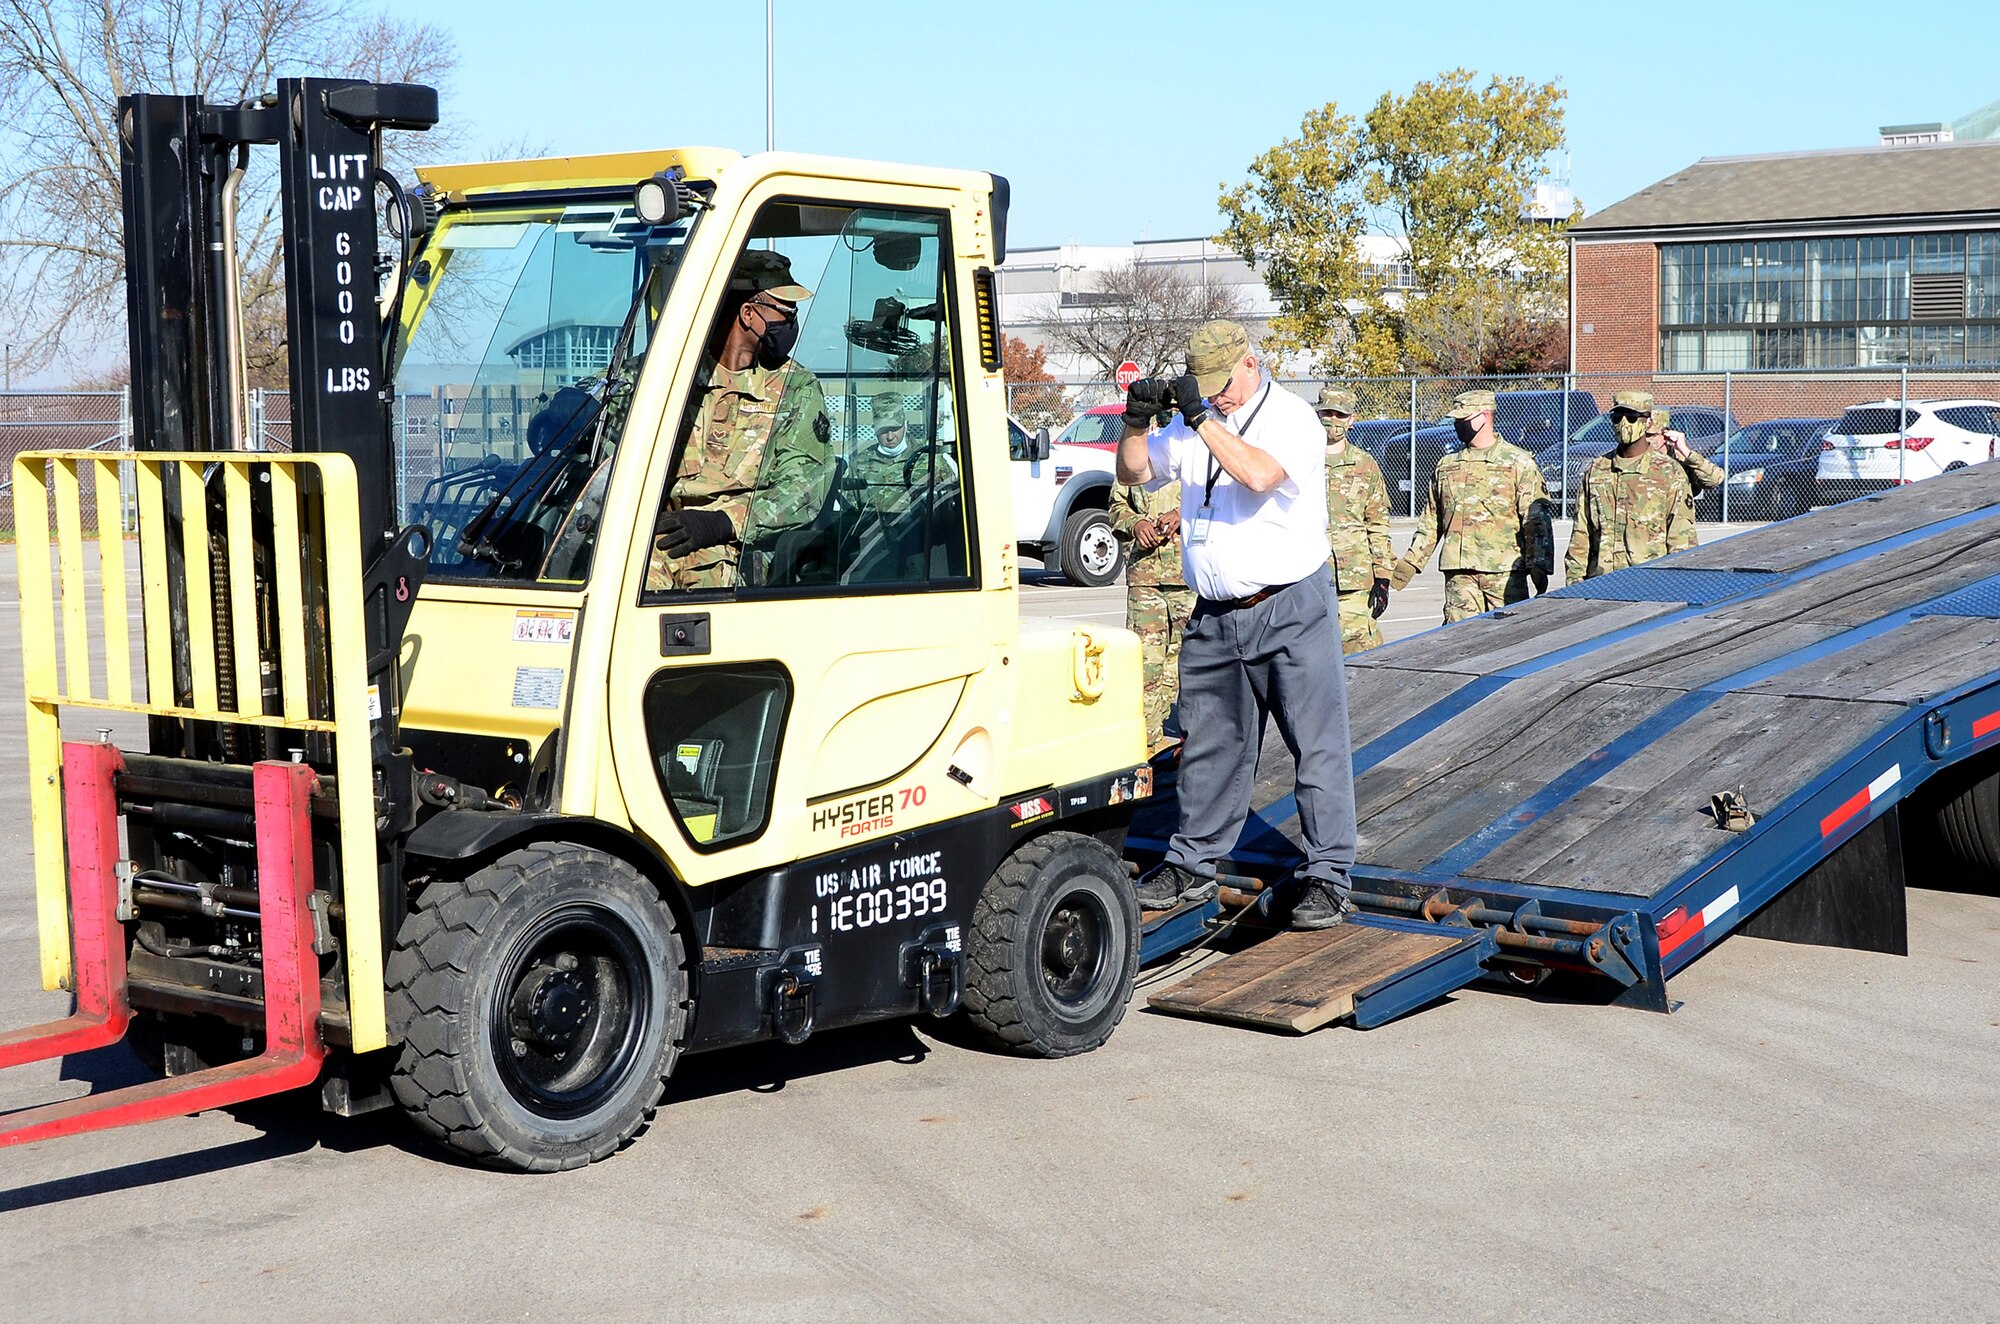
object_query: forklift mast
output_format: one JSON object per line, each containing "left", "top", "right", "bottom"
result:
{"left": 117, "top": 78, "right": 438, "bottom": 755}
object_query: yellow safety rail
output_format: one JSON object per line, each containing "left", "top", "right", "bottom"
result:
{"left": 12, "top": 451, "right": 389, "bottom": 1051}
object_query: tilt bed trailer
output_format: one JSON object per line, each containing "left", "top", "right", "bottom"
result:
{"left": 0, "top": 81, "right": 1162, "bottom": 1170}
{"left": 1130, "top": 464, "right": 2000, "bottom": 1032}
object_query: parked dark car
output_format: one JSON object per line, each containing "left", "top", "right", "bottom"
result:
{"left": 1489, "top": 389, "right": 1600, "bottom": 456}
{"left": 1376, "top": 424, "right": 1458, "bottom": 516}
{"left": 1742, "top": 420, "right": 1840, "bottom": 520}
{"left": 1536, "top": 405, "right": 1740, "bottom": 514}
{"left": 1693, "top": 419, "right": 1835, "bottom": 520}
{"left": 1347, "top": 418, "right": 1419, "bottom": 462}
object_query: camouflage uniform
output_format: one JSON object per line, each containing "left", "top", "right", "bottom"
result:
{"left": 1565, "top": 395, "right": 1728, "bottom": 580}
{"left": 648, "top": 356, "right": 833, "bottom": 590}
{"left": 1390, "top": 391, "right": 1554, "bottom": 623}
{"left": 848, "top": 390, "right": 917, "bottom": 516}
{"left": 649, "top": 249, "right": 833, "bottom": 591}
{"left": 1110, "top": 479, "right": 1194, "bottom": 752}
{"left": 1315, "top": 386, "right": 1392, "bottom": 654}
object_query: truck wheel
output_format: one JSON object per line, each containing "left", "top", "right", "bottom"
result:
{"left": 1934, "top": 763, "right": 2000, "bottom": 892}
{"left": 962, "top": 830, "right": 1137, "bottom": 1057}
{"left": 386, "top": 844, "right": 688, "bottom": 1172}
{"left": 1059, "top": 509, "right": 1120, "bottom": 588}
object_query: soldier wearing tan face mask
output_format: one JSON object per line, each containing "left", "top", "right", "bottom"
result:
{"left": 1565, "top": 391, "right": 1727, "bottom": 581}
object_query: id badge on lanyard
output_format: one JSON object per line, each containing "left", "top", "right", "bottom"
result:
{"left": 1187, "top": 385, "right": 1267, "bottom": 549}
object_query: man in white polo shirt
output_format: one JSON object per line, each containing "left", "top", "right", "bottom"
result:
{"left": 1116, "top": 320, "right": 1358, "bottom": 930}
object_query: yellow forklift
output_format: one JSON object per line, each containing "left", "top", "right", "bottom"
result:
{"left": 0, "top": 79, "right": 1151, "bottom": 1169}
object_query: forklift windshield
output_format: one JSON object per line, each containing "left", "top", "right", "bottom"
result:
{"left": 392, "top": 199, "right": 696, "bottom": 583}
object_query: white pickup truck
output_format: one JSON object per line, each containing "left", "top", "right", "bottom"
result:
{"left": 1007, "top": 417, "right": 1119, "bottom": 587}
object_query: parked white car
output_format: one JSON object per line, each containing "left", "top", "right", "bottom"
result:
{"left": 1008, "top": 417, "right": 1119, "bottom": 587}
{"left": 1817, "top": 398, "right": 2000, "bottom": 502}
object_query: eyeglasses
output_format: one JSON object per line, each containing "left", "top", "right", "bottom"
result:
{"left": 747, "top": 298, "right": 796, "bottom": 324}
{"left": 1609, "top": 408, "right": 1649, "bottom": 423}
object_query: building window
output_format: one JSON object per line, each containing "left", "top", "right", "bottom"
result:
{"left": 1658, "top": 231, "right": 2000, "bottom": 370}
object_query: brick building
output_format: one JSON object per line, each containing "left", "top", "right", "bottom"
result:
{"left": 1569, "top": 139, "right": 2000, "bottom": 420}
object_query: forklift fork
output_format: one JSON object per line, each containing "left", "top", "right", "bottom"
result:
{"left": 0, "top": 744, "right": 327, "bottom": 1148}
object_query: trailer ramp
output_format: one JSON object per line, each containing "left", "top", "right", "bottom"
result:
{"left": 1150, "top": 914, "right": 1491, "bottom": 1032}
{"left": 1135, "top": 463, "right": 2000, "bottom": 1025}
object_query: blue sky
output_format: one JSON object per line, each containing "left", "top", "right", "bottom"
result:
{"left": 421, "top": 0, "right": 2000, "bottom": 245}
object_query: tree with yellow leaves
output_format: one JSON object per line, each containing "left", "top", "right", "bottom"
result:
{"left": 1218, "top": 70, "right": 1577, "bottom": 376}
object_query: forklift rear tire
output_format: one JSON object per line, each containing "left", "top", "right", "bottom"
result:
{"left": 962, "top": 831, "right": 1137, "bottom": 1057}
{"left": 386, "top": 844, "right": 689, "bottom": 1172}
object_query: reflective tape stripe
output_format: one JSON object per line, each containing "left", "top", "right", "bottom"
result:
{"left": 1820, "top": 764, "right": 1902, "bottom": 839}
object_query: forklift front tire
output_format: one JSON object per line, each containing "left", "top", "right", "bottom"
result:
{"left": 962, "top": 831, "right": 1137, "bottom": 1058}
{"left": 386, "top": 844, "right": 689, "bottom": 1172}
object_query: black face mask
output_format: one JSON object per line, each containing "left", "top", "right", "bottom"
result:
{"left": 754, "top": 315, "right": 799, "bottom": 370}
{"left": 1452, "top": 416, "right": 1479, "bottom": 444}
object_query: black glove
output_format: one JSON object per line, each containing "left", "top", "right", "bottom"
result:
{"left": 654, "top": 507, "right": 735, "bottom": 557}
{"left": 1123, "top": 378, "right": 1172, "bottom": 430}
{"left": 1169, "top": 374, "right": 1211, "bottom": 430}
{"left": 1368, "top": 578, "right": 1390, "bottom": 618}
{"left": 1530, "top": 570, "right": 1549, "bottom": 595}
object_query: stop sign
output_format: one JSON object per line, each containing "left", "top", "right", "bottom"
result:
{"left": 1114, "top": 361, "right": 1141, "bottom": 390}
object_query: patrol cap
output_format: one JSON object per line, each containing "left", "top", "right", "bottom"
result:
{"left": 729, "top": 249, "right": 812, "bottom": 303}
{"left": 1186, "top": 320, "right": 1250, "bottom": 396}
{"left": 1316, "top": 386, "right": 1357, "bottom": 416}
{"left": 1612, "top": 389, "right": 1654, "bottom": 414}
{"left": 1650, "top": 407, "right": 1671, "bottom": 429}
{"left": 871, "top": 390, "right": 907, "bottom": 430}
{"left": 1448, "top": 389, "right": 1496, "bottom": 420}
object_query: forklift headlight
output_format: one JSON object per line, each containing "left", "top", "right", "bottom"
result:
{"left": 634, "top": 173, "right": 681, "bottom": 226}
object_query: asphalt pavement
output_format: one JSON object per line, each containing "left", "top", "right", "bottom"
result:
{"left": 2, "top": 533, "right": 1996, "bottom": 1322}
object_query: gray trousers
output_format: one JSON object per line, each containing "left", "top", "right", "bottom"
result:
{"left": 1165, "top": 573, "right": 1357, "bottom": 892}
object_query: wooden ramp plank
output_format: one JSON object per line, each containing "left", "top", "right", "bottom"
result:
{"left": 1148, "top": 925, "right": 1464, "bottom": 1034}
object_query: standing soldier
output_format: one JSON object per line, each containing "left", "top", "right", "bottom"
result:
{"left": 1110, "top": 477, "right": 1194, "bottom": 756}
{"left": 1388, "top": 389, "right": 1554, "bottom": 623}
{"left": 1565, "top": 392, "right": 1728, "bottom": 582}
{"left": 1316, "top": 386, "right": 1392, "bottom": 653}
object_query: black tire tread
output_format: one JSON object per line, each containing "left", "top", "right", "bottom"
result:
{"left": 1935, "top": 766, "right": 2000, "bottom": 891}
{"left": 385, "top": 843, "right": 687, "bottom": 1173}
{"left": 961, "top": 831, "right": 1133, "bottom": 1058}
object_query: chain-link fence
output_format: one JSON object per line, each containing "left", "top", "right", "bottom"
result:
{"left": 0, "top": 391, "right": 132, "bottom": 536}
{"left": 11, "top": 368, "right": 1999, "bottom": 536}
{"left": 1007, "top": 367, "right": 2000, "bottom": 523}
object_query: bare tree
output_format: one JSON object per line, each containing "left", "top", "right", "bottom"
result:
{"left": 1035, "top": 259, "right": 1250, "bottom": 380}
{"left": 0, "top": 0, "right": 459, "bottom": 382}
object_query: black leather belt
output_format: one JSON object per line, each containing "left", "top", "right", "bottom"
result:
{"left": 1204, "top": 578, "right": 1299, "bottom": 611}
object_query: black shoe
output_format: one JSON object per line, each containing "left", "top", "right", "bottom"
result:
{"left": 1289, "top": 880, "right": 1355, "bottom": 931}
{"left": 1133, "top": 862, "right": 1217, "bottom": 912}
